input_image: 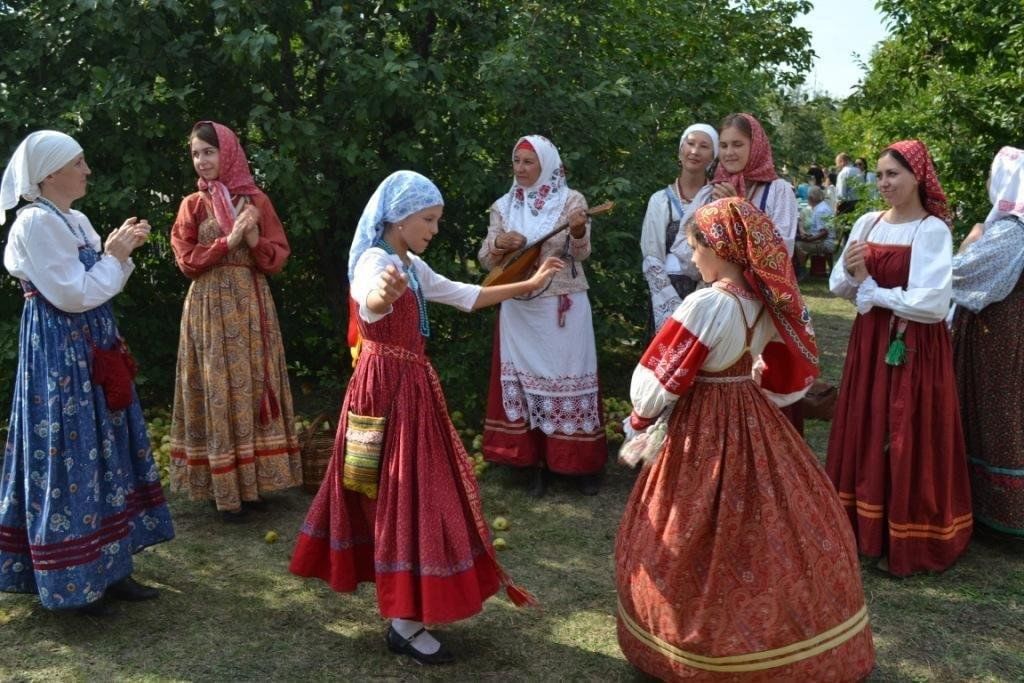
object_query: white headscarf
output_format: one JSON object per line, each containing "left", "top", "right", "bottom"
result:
{"left": 1, "top": 130, "right": 83, "bottom": 225}
{"left": 679, "top": 123, "right": 719, "bottom": 161}
{"left": 347, "top": 170, "right": 444, "bottom": 280}
{"left": 498, "top": 135, "right": 571, "bottom": 242}
{"left": 984, "top": 146, "right": 1024, "bottom": 226}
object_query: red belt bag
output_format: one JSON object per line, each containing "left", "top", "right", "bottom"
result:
{"left": 91, "top": 337, "right": 139, "bottom": 411}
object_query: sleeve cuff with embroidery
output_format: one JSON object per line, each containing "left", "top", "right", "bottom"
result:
{"left": 855, "top": 275, "right": 878, "bottom": 314}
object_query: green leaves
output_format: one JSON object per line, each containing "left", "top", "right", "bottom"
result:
{"left": 0, "top": 0, "right": 815, "bottom": 410}
{"left": 833, "top": 0, "right": 1024, "bottom": 238}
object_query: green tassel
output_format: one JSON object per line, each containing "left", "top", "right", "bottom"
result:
{"left": 885, "top": 334, "right": 907, "bottom": 366}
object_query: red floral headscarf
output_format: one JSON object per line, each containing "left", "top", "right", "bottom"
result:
{"left": 694, "top": 198, "right": 819, "bottom": 389}
{"left": 712, "top": 113, "right": 779, "bottom": 199}
{"left": 884, "top": 139, "right": 950, "bottom": 225}
{"left": 193, "top": 121, "right": 261, "bottom": 235}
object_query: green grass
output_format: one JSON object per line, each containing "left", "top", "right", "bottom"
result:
{"left": 1, "top": 278, "right": 1022, "bottom": 681}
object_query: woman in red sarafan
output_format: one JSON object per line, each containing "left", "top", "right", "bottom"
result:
{"left": 290, "top": 171, "right": 563, "bottom": 665}
{"left": 827, "top": 140, "right": 972, "bottom": 575}
{"left": 616, "top": 197, "right": 874, "bottom": 681}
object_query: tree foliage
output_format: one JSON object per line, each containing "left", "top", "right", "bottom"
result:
{"left": 0, "top": 0, "right": 813, "bottom": 412}
{"left": 829, "top": 0, "right": 1024, "bottom": 236}
{"left": 761, "top": 88, "right": 840, "bottom": 179}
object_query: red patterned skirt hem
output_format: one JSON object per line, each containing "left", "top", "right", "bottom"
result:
{"left": 289, "top": 532, "right": 501, "bottom": 623}
{"left": 617, "top": 601, "right": 874, "bottom": 682}
{"left": 837, "top": 495, "right": 973, "bottom": 575}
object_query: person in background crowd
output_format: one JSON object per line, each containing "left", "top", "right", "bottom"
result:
{"left": 795, "top": 185, "right": 837, "bottom": 278}
{"left": 835, "top": 152, "right": 861, "bottom": 214}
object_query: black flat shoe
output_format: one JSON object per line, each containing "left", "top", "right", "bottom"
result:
{"left": 243, "top": 499, "right": 269, "bottom": 512}
{"left": 106, "top": 576, "right": 160, "bottom": 601}
{"left": 577, "top": 473, "right": 601, "bottom": 496}
{"left": 386, "top": 626, "right": 455, "bottom": 665}
{"left": 527, "top": 468, "right": 547, "bottom": 499}
{"left": 220, "top": 508, "right": 249, "bottom": 523}
{"left": 74, "top": 598, "right": 113, "bottom": 616}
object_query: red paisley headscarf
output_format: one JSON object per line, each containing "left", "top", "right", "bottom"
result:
{"left": 694, "top": 197, "right": 819, "bottom": 389}
{"left": 884, "top": 139, "right": 950, "bottom": 225}
{"left": 193, "top": 121, "right": 261, "bottom": 235}
{"left": 712, "top": 113, "right": 779, "bottom": 199}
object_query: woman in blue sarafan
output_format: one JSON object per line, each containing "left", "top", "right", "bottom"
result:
{"left": 0, "top": 131, "right": 174, "bottom": 614}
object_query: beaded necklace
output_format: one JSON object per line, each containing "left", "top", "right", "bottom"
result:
{"left": 34, "top": 196, "right": 89, "bottom": 245}
{"left": 374, "top": 238, "right": 430, "bottom": 338}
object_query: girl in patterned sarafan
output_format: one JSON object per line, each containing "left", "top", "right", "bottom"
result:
{"left": 951, "top": 146, "right": 1024, "bottom": 538}
{"left": 827, "top": 140, "right": 972, "bottom": 574}
{"left": 169, "top": 121, "right": 302, "bottom": 522}
{"left": 0, "top": 131, "right": 174, "bottom": 615}
{"left": 290, "top": 171, "right": 563, "bottom": 665}
{"left": 616, "top": 197, "right": 874, "bottom": 681}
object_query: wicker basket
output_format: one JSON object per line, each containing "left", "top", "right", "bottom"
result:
{"left": 300, "top": 410, "right": 337, "bottom": 494}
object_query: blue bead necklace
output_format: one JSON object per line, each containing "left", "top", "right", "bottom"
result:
{"left": 374, "top": 238, "right": 430, "bottom": 338}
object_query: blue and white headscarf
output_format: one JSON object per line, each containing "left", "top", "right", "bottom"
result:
{"left": 347, "top": 170, "right": 444, "bottom": 281}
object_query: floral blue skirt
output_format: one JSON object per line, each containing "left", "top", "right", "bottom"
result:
{"left": 0, "top": 285, "right": 174, "bottom": 609}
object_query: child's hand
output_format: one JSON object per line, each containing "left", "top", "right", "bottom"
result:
{"left": 375, "top": 264, "right": 408, "bottom": 305}
{"left": 527, "top": 257, "right": 565, "bottom": 288}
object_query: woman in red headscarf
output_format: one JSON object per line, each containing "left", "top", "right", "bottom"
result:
{"left": 827, "top": 140, "right": 972, "bottom": 575}
{"left": 712, "top": 113, "right": 799, "bottom": 255}
{"left": 615, "top": 197, "right": 874, "bottom": 681}
{"left": 169, "top": 121, "right": 301, "bottom": 521}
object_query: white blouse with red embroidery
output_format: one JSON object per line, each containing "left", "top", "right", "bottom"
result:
{"left": 629, "top": 284, "right": 809, "bottom": 429}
